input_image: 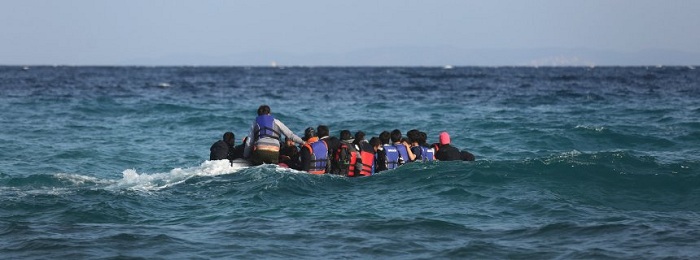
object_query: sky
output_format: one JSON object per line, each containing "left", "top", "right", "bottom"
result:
{"left": 1, "top": 0, "right": 699, "bottom": 66}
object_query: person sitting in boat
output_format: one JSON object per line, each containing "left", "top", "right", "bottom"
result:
{"left": 300, "top": 132, "right": 329, "bottom": 174}
{"left": 210, "top": 131, "right": 235, "bottom": 161}
{"left": 408, "top": 129, "right": 435, "bottom": 162}
{"left": 244, "top": 105, "right": 305, "bottom": 165}
{"left": 407, "top": 129, "right": 423, "bottom": 160}
{"left": 391, "top": 129, "right": 416, "bottom": 164}
{"left": 434, "top": 132, "right": 462, "bottom": 161}
{"left": 317, "top": 125, "right": 340, "bottom": 173}
{"left": 375, "top": 131, "right": 392, "bottom": 172}
{"left": 419, "top": 131, "right": 436, "bottom": 161}
{"left": 302, "top": 127, "right": 318, "bottom": 143}
{"left": 333, "top": 130, "right": 356, "bottom": 175}
{"left": 353, "top": 132, "right": 376, "bottom": 177}
{"left": 279, "top": 137, "right": 301, "bottom": 170}
{"left": 460, "top": 150, "right": 476, "bottom": 161}
{"left": 368, "top": 137, "right": 383, "bottom": 174}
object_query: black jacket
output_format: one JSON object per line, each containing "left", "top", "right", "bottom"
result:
{"left": 435, "top": 144, "right": 462, "bottom": 161}
{"left": 210, "top": 140, "right": 233, "bottom": 160}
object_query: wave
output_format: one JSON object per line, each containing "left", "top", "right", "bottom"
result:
{"left": 2, "top": 152, "right": 698, "bottom": 201}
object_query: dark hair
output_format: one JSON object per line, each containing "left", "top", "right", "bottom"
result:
{"left": 316, "top": 125, "right": 329, "bottom": 138}
{"left": 390, "top": 129, "right": 402, "bottom": 143}
{"left": 369, "top": 137, "right": 381, "bottom": 147}
{"left": 407, "top": 129, "right": 420, "bottom": 143}
{"left": 419, "top": 132, "right": 428, "bottom": 146}
{"left": 304, "top": 127, "right": 316, "bottom": 140}
{"left": 257, "top": 105, "right": 271, "bottom": 116}
{"left": 224, "top": 132, "right": 236, "bottom": 141}
{"left": 223, "top": 132, "right": 235, "bottom": 145}
{"left": 379, "top": 131, "right": 391, "bottom": 145}
{"left": 354, "top": 131, "right": 365, "bottom": 141}
{"left": 340, "top": 130, "right": 352, "bottom": 140}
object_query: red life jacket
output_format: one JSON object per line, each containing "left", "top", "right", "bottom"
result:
{"left": 358, "top": 150, "right": 375, "bottom": 176}
{"left": 337, "top": 143, "right": 361, "bottom": 177}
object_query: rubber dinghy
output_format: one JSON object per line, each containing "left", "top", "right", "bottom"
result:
{"left": 230, "top": 158, "right": 252, "bottom": 168}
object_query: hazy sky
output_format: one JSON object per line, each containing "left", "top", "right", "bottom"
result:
{"left": 1, "top": 0, "right": 699, "bottom": 65}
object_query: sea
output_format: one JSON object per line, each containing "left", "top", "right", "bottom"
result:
{"left": 1, "top": 66, "right": 699, "bottom": 259}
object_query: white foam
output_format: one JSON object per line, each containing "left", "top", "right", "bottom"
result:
{"left": 111, "top": 159, "right": 250, "bottom": 191}
{"left": 54, "top": 173, "right": 112, "bottom": 185}
{"left": 575, "top": 124, "right": 605, "bottom": 132}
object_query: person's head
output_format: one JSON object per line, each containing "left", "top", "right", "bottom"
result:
{"left": 285, "top": 137, "right": 295, "bottom": 147}
{"left": 303, "top": 127, "right": 316, "bottom": 141}
{"left": 379, "top": 131, "right": 391, "bottom": 145}
{"left": 257, "top": 105, "right": 271, "bottom": 116}
{"left": 316, "top": 125, "right": 329, "bottom": 138}
{"left": 390, "top": 129, "right": 402, "bottom": 143}
{"left": 407, "top": 129, "right": 420, "bottom": 144}
{"left": 419, "top": 132, "right": 428, "bottom": 146}
{"left": 369, "top": 137, "right": 381, "bottom": 151}
{"left": 439, "top": 131, "right": 451, "bottom": 145}
{"left": 223, "top": 132, "right": 235, "bottom": 146}
{"left": 340, "top": 130, "right": 353, "bottom": 141}
{"left": 354, "top": 131, "right": 366, "bottom": 141}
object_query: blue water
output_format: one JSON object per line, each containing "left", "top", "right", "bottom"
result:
{"left": 1, "top": 66, "right": 699, "bottom": 259}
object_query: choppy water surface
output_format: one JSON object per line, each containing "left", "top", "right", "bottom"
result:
{"left": 1, "top": 66, "right": 699, "bottom": 259}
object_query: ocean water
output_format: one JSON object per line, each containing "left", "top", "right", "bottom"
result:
{"left": 1, "top": 66, "right": 699, "bottom": 259}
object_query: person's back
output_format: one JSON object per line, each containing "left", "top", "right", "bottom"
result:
{"left": 435, "top": 132, "right": 461, "bottom": 161}
{"left": 375, "top": 131, "right": 398, "bottom": 172}
{"left": 460, "top": 150, "right": 476, "bottom": 161}
{"left": 317, "top": 125, "right": 339, "bottom": 173}
{"left": 355, "top": 136, "right": 376, "bottom": 177}
{"left": 210, "top": 132, "right": 235, "bottom": 161}
{"left": 301, "top": 138, "right": 329, "bottom": 174}
{"left": 390, "top": 129, "right": 415, "bottom": 165}
{"left": 367, "top": 137, "right": 382, "bottom": 175}
{"left": 407, "top": 129, "right": 423, "bottom": 161}
{"left": 245, "top": 105, "right": 305, "bottom": 165}
{"left": 334, "top": 130, "right": 356, "bottom": 176}
{"left": 417, "top": 131, "right": 435, "bottom": 162}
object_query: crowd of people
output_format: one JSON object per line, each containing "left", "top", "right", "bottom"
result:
{"left": 210, "top": 105, "right": 475, "bottom": 177}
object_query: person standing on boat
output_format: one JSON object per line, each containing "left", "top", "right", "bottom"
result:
{"left": 244, "top": 105, "right": 305, "bottom": 165}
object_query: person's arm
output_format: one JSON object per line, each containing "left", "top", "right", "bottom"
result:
{"left": 243, "top": 124, "right": 255, "bottom": 158}
{"left": 410, "top": 146, "right": 422, "bottom": 160}
{"left": 403, "top": 142, "right": 417, "bottom": 161}
{"left": 274, "top": 119, "right": 304, "bottom": 144}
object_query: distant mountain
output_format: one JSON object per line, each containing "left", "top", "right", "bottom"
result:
{"left": 121, "top": 46, "right": 700, "bottom": 66}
